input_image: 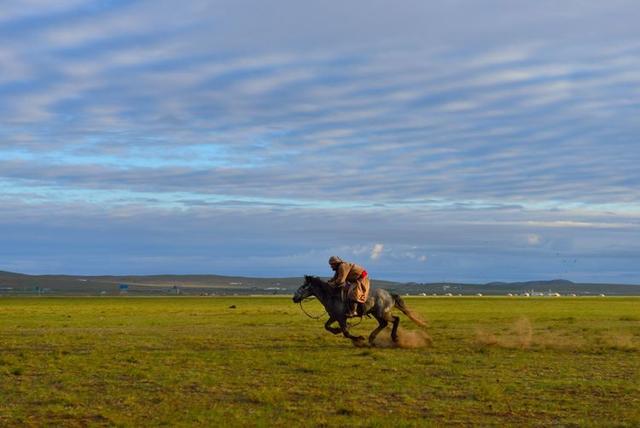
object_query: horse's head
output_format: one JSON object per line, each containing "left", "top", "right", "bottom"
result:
{"left": 292, "top": 275, "right": 315, "bottom": 303}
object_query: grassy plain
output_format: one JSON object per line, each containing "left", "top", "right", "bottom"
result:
{"left": 1, "top": 296, "right": 639, "bottom": 427}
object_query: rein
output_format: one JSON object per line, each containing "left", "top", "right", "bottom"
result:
{"left": 298, "top": 297, "right": 327, "bottom": 320}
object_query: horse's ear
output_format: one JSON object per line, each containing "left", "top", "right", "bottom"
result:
{"left": 304, "top": 275, "right": 311, "bottom": 281}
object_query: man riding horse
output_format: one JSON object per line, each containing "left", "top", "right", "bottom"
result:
{"left": 327, "top": 256, "right": 370, "bottom": 317}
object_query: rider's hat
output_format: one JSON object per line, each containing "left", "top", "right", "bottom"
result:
{"left": 328, "top": 256, "right": 343, "bottom": 265}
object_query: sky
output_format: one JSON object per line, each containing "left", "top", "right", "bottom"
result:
{"left": 1, "top": 0, "right": 639, "bottom": 283}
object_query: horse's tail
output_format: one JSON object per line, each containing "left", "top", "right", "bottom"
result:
{"left": 392, "top": 293, "right": 428, "bottom": 328}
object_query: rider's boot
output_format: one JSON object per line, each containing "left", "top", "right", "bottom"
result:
{"left": 347, "top": 301, "right": 358, "bottom": 317}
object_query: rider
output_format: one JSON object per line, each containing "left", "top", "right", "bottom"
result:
{"left": 327, "top": 256, "right": 370, "bottom": 317}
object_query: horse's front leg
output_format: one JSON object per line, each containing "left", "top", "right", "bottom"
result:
{"left": 338, "top": 318, "right": 365, "bottom": 342}
{"left": 324, "top": 317, "right": 341, "bottom": 335}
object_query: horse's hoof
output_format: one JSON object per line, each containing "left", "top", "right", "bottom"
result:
{"left": 352, "top": 337, "right": 369, "bottom": 348}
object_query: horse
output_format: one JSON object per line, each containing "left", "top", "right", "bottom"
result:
{"left": 292, "top": 275, "right": 427, "bottom": 346}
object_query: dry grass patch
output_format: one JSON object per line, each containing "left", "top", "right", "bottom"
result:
{"left": 602, "top": 332, "right": 638, "bottom": 351}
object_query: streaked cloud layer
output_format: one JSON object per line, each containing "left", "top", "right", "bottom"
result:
{"left": 1, "top": 1, "right": 639, "bottom": 282}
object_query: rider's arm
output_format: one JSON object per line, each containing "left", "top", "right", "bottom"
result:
{"left": 327, "top": 263, "right": 349, "bottom": 287}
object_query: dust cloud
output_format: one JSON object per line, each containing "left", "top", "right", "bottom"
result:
{"left": 475, "top": 317, "right": 532, "bottom": 349}
{"left": 369, "top": 328, "right": 432, "bottom": 349}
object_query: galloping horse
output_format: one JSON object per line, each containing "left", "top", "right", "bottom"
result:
{"left": 293, "top": 275, "right": 427, "bottom": 345}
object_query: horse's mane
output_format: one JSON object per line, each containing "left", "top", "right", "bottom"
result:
{"left": 305, "top": 275, "right": 337, "bottom": 299}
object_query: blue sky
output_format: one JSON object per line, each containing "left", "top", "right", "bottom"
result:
{"left": 1, "top": 0, "right": 639, "bottom": 283}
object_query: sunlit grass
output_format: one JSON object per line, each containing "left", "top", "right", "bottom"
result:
{"left": 1, "top": 297, "right": 639, "bottom": 426}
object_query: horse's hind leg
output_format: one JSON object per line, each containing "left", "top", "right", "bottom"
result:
{"left": 390, "top": 314, "right": 400, "bottom": 342}
{"left": 368, "top": 317, "right": 388, "bottom": 345}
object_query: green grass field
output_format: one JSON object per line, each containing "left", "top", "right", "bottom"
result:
{"left": 1, "top": 297, "right": 639, "bottom": 427}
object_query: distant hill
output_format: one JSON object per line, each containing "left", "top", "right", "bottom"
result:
{"left": 397, "top": 279, "right": 640, "bottom": 296}
{"left": 0, "top": 271, "right": 399, "bottom": 296}
{"left": 485, "top": 279, "right": 575, "bottom": 287}
{"left": 0, "top": 270, "right": 27, "bottom": 277}
{"left": 0, "top": 271, "right": 638, "bottom": 296}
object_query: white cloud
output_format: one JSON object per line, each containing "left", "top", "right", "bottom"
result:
{"left": 0, "top": 0, "right": 87, "bottom": 24}
{"left": 1, "top": 0, "right": 640, "bottom": 282}
{"left": 526, "top": 234, "right": 542, "bottom": 246}
{"left": 370, "top": 243, "right": 384, "bottom": 260}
